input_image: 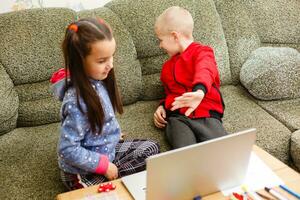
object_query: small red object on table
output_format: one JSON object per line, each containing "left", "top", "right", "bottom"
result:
{"left": 98, "top": 182, "right": 116, "bottom": 193}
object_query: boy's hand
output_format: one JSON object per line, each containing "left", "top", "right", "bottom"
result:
{"left": 154, "top": 105, "right": 167, "bottom": 128}
{"left": 120, "top": 132, "right": 126, "bottom": 141}
{"left": 104, "top": 162, "right": 118, "bottom": 180}
{"left": 171, "top": 90, "right": 205, "bottom": 116}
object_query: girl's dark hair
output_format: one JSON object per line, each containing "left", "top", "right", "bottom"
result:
{"left": 62, "top": 18, "right": 123, "bottom": 134}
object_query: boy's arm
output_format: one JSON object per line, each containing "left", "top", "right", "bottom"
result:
{"left": 192, "top": 46, "right": 218, "bottom": 94}
{"left": 158, "top": 82, "right": 170, "bottom": 108}
{"left": 171, "top": 46, "right": 218, "bottom": 116}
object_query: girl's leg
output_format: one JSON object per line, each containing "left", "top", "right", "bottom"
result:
{"left": 60, "top": 140, "right": 159, "bottom": 190}
{"left": 60, "top": 170, "right": 107, "bottom": 190}
{"left": 113, "top": 139, "right": 160, "bottom": 177}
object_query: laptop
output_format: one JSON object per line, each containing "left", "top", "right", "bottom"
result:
{"left": 121, "top": 128, "right": 256, "bottom": 200}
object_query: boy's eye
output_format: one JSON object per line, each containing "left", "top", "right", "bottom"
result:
{"left": 98, "top": 60, "right": 105, "bottom": 63}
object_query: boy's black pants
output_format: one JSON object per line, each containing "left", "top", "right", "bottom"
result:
{"left": 165, "top": 114, "right": 227, "bottom": 149}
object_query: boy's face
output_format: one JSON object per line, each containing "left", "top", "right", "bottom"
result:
{"left": 155, "top": 28, "right": 180, "bottom": 57}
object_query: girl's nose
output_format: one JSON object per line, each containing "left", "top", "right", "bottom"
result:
{"left": 106, "top": 63, "right": 113, "bottom": 70}
{"left": 106, "top": 59, "right": 113, "bottom": 69}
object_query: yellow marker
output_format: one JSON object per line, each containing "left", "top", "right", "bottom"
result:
{"left": 241, "top": 185, "right": 263, "bottom": 200}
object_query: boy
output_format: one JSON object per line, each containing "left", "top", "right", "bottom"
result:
{"left": 153, "top": 6, "right": 227, "bottom": 149}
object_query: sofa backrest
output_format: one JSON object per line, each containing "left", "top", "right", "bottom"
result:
{"left": 2, "top": 0, "right": 297, "bottom": 130}
{"left": 243, "top": 0, "right": 300, "bottom": 50}
{"left": 0, "top": 0, "right": 233, "bottom": 130}
{"left": 0, "top": 8, "right": 75, "bottom": 127}
{"left": 105, "top": 0, "right": 232, "bottom": 100}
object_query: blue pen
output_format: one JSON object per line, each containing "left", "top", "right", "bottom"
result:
{"left": 279, "top": 185, "right": 300, "bottom": 200}
{"left": 193, "top": 195, "right": 202, "bottom": 200}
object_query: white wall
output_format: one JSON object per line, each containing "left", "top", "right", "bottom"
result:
{"left": 0, "top": 0, "right": 112, "bottom": 14}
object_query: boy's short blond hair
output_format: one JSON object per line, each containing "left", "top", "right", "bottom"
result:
{"left": 155, "top": 6, "right": 194, "bottom": 38}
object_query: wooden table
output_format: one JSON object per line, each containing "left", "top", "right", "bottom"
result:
{"left": 56, "top": 146, "right": 300, "bottom": 200}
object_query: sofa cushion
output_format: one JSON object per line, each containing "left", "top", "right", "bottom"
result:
{"left": 14, "top": 80, "right": 61, "bottom": 126}
{"left": 0, "top": 8, "right": 75, "bottom": 85}
{"left": 117, "top": 101, "right": 170, "bottom": 152}
{"left": 0, "top": 8, "right": 76, "bottom": 126}
{"left": 18, "top": 98, "right": 61, "bottom": 127}
{"left": 241, "top": 0, "right": 300, "bottom": 44}
{"left": 221, "top": 85, "right": 291, "bottom": 164}
{"left": 257, "top": 98, "right": 300, "bottom": 132}
{"left": 291, "top": 130, "right": 300, "bottom": 171}
{"left": 240, "top": 47, "right": 300, "bottom": 100}
{"left": 213, "top": 0, "right": 261, "bottom": 84}
{"left": 78, "top": 7, "right": 142, "bottom": 105}
{"left": 0, "top": 63, "right": 18, "bottom": 134}
{"left": 106, "top": 0, "right": 232, "bottom": 100}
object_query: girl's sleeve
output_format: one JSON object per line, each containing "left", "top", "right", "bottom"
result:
{"left": 193, "top": 46, "right": 218, "bottom": 93}
{"left": 58, "top": 101, "right": 109, "bottom": 175}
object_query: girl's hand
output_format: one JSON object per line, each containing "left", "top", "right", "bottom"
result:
{"left": 171, "top": 90, "right": 205, "bottom": 116}
{"left": 154, "top": 105, "right": 167, "bottom": 128}
{"left": 104, "top": 162, "right": 118, "bottom": 180}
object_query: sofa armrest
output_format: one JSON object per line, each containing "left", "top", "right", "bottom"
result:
{"left": 0, "top": 62, "right": 18, "bottom": 135}
{"left": 291, "top": 130, "right": 300, "bottom": 171}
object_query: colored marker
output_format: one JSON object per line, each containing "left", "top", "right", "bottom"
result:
{"left": 233, "top": 192, "right": 244, "bottom": 200}
{"left": 241, "top": 185, "right": 262, "bottom": 200}
{"left": 279, "top": 185, "right": 300, "bottom": 200}
{"left": 193, "top": 195, "right": 202, "bottom": 200}
{"left": 256, "top": 191, "right": 275, "bottom": 200}
{"left": 265, "top": 187, "right": 290, "bottom": 200}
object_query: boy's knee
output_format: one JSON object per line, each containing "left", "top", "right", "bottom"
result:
{"left": 167, "top": 115, "right": 185, "bottom": 127}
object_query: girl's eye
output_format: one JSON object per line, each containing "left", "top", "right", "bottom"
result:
{"left": 98, "top": 60, "right": 105, "bottom": 64}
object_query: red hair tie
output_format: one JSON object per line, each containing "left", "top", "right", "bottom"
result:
{"left": 68, "top": 24, "right": 78, "bottom": 32}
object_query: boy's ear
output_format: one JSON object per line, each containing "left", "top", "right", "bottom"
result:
{"left": 170, "top": 31, "right": 180, "bottom": 41}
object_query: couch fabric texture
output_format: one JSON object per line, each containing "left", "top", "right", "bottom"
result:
{"left": 0, "top": 0, "right": 299, "bottom": 199}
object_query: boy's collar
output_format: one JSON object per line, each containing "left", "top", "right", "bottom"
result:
{"left": 179, "top": 42, "right": 196, "bottom": 61}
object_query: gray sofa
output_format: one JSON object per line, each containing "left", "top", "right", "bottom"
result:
{"left": 0, "top": 0, "right": 299, "bottom": 199}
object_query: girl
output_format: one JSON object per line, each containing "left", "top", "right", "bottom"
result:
{"left": 51, "top": 18, "right": 160, "bottom": 190}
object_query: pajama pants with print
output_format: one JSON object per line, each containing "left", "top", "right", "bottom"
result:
{"left": 60, "top": 139, "right": 160, "bottom": 190}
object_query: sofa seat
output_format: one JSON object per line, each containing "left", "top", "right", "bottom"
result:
{"left": 0, "top": 123, "right": 65, "bottom": 200}
{"left": 257, "top": 98, "right": 300, "bottom": 131}
{"left": 0, "top": 84, "right": 293, "bottom": 200}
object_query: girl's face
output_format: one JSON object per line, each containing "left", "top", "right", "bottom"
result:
{"left": 83, "top": 38, "right": 116, "bottom": 81}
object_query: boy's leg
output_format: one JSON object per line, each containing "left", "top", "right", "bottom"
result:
{"left": 166, "top": 114, "right": 197, "bottom": 149}
{"left": 113, "top": 139, "right": 160, "bottom": 177}
{"left": 190, "top": 117, "right": 227, "bottom": 142}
